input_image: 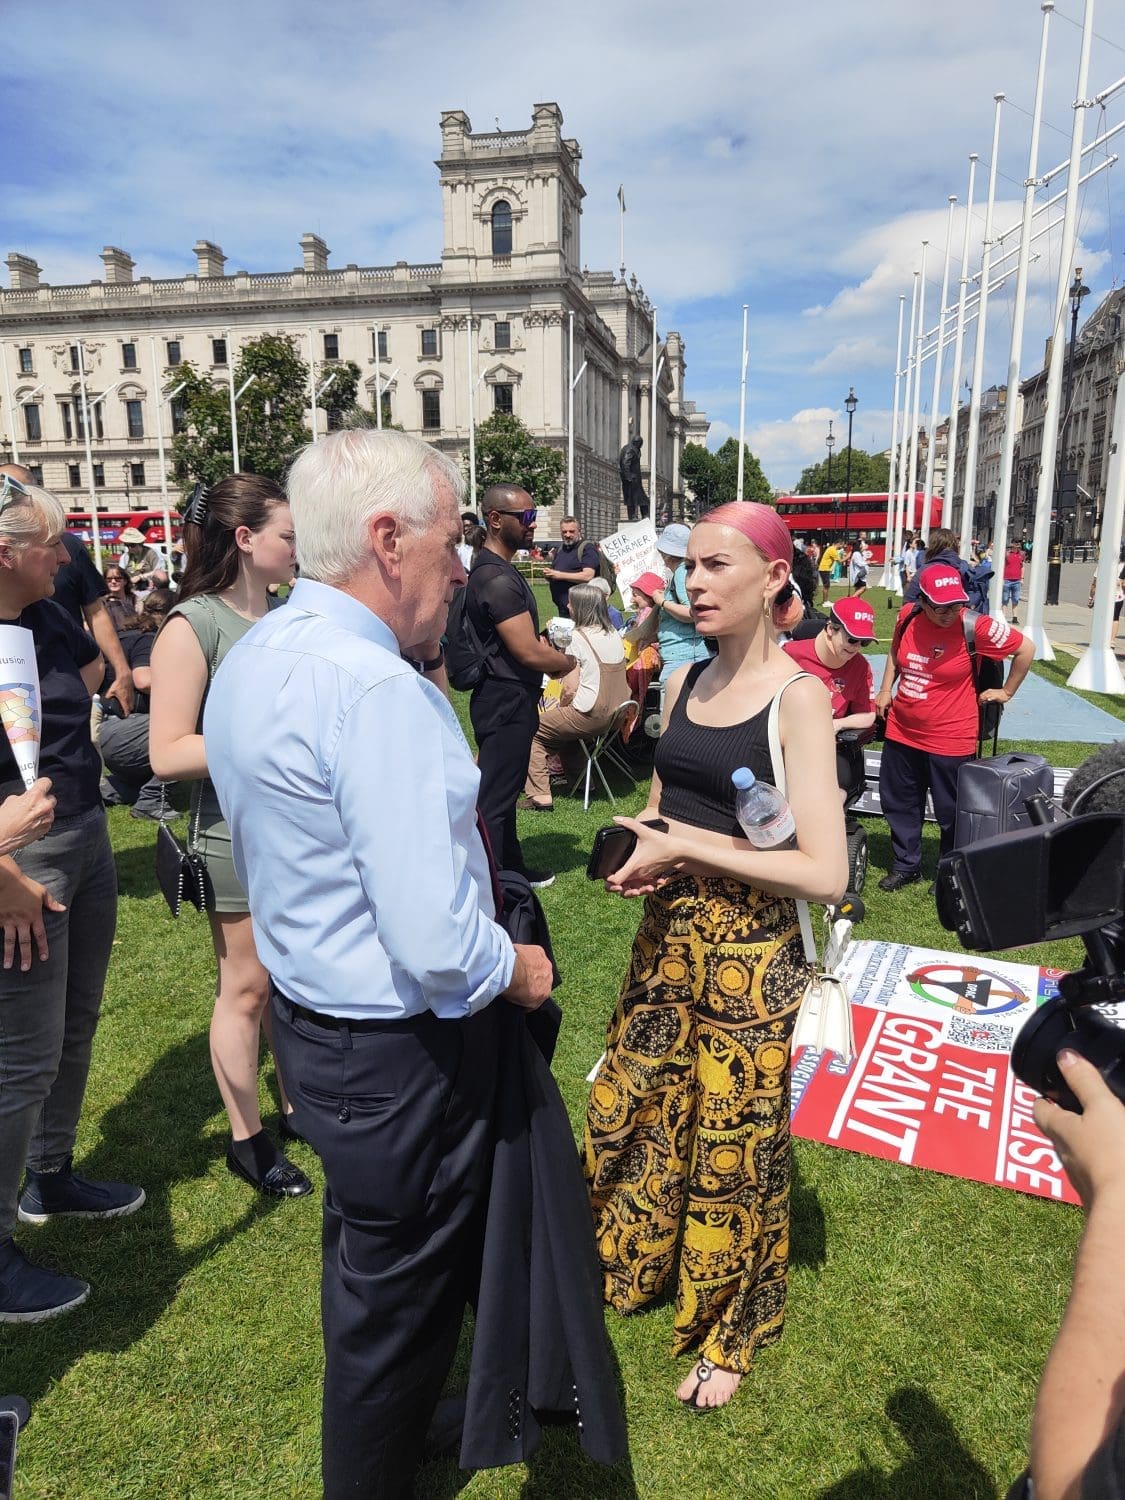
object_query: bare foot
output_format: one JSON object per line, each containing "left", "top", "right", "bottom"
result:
{"left": 676, "top": 1358, "right": 742, "bottom": 1411}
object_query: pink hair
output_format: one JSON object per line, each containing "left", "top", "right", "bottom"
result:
{"left": 697, "top": 501, "right": 791, "bottom": 565}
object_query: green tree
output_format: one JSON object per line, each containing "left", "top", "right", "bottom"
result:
{"left": 319, "top": 359, "right": 361, "bottom": 431}
{"left": 169, "top": 333, "right": 311, "bottom": 491}
{"left": 680, "top": 439, "right": 773, "bottom": 513}
{"left": 467, "top": 411, "right": 564, "bottom": 510}
{"left": 795, "top": 446, "right": 890, "bottom": 496}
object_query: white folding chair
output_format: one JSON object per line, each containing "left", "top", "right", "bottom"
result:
{"left": 566, "top": 700, "right": 639, "bottom": 812}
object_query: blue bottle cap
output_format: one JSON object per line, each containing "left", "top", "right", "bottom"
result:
{"left": 731, "top": 767, "right": 756, "bottom": 791}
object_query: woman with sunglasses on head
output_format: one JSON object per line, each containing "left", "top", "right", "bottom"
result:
{"left": 148, "top": 478, "right": 312, "bottom": 1200}
{"left": 874, "top": 562, "right": 1034, "bottom": 893}
{"left": 101, "top": 566, "right": 137, "bottom": 636}
{"left": 584, "top": 502, "right": 847, "bottom": 1413}
{"left": 0, "top": 473, "right": 145, "bottom": 1325}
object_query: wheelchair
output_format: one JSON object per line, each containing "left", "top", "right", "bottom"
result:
{"left": 836, "top": 729, "right": 873, "bottom": 894}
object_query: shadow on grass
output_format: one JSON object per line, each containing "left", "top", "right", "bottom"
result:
{"left": 113, "top": 837, "right": 166, "bottom": 900}
{"left": 1, "top": 1031, "right": 280, "bottom": 1407}
{"left": 791, "top": 1153, "right": 827, "bottom": 1268}
{"left": 817, "top": 1385, "right": 998, "bottom": 1499}
{"left": 519, "top": 829, "right": 589, "bottom": 881}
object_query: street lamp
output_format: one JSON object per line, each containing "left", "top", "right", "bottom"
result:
{"left": 1048, "top": 266, "right": 1090, "bottom": 603}
{"left": 826, "top": 419, "right": 835, "bottom": 492}
{"left": 843, "top": 387, "right": 857, "bottom": 539}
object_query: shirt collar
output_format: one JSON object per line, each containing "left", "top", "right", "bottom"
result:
{"left": 287, "top": 577, "right": 403, "bottom": 656}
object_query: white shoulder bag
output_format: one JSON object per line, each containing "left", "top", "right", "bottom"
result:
{"left": 766, "top": 676, "right": 856, "bottom": 1066}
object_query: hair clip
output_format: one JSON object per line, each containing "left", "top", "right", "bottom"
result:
{"left": 183, "top": 482, "right": 210, "bottom": 527}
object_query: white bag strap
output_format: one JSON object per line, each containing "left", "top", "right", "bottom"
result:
{"left": 765, "top": 672, "right": 818, "bottom": 966}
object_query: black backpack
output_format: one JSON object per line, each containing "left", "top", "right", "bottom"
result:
{"left": 444, "top": 583, "right": 492, "bottom": 691}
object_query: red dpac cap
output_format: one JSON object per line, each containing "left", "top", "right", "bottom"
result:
{"left": 918, "top": 562, "right": 969, "bottom": 605}
{"left": 830, "top": 596, "right": 877, "bottom": 640}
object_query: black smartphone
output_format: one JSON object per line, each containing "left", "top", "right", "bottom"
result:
{"left": 0, "top": 1411, "right": 17, "bottom": 1500}
{"left": 586, "top": 819, "right": 669, "bottom": 881}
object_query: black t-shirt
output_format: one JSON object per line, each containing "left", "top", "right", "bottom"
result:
{"left": 548, "top": 539, "right": 600, "bottom": 612}
{"left": 466, "top": 550, "right": 541, "bottom": 688}
{"left": 0, "top": 599, "right": 101, "bottom": 817}
{"left": 102, "top": 629, "right": 154, "bottom": 716}
{"left": 51, "top": 533, "right": 107, "bottom": 626}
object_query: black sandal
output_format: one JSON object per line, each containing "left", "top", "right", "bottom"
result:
{"left": 679, "top": 1359, "right": 715, "bottom": 1414}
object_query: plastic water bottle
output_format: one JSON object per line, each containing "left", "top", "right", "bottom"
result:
{"left": 731, "top": 767, "right": 797, "bottom": 849}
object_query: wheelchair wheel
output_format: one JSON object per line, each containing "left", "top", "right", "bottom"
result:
{"left": 846, "top": 823, "right": 868, "bottom": 894}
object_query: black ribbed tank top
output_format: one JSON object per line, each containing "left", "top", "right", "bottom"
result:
{"left": 655, "top": 661, "right": 777, "bottom": 837}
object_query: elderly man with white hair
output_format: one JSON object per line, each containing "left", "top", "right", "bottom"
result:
{"left": 204, "top": 429, "right": 553, "bottom": 1499}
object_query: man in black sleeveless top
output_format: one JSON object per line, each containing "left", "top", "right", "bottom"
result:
{"left": 465, "top": 487, "right": 575, "bottom": 889}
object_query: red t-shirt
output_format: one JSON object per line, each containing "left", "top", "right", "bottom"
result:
{"left": 1003, "top": 550, "right": 1024, "bottom": 581}
{"left": 783, "top": 635, "right": 873, "bottom": 719}
{"left": 887, "top": 605, "right": 1023, "bottom": 756}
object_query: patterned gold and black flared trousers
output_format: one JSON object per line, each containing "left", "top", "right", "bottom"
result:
{"left": 583, "top": 875, "right": 811, "bottom": 1373}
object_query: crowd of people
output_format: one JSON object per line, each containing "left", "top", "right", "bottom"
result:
{"left": 0, "top": 444, "right": 1117, "bottom": 1499}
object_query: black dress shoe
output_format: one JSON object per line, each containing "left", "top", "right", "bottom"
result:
{"left": 878, "top": 869, "right": 922, "bottom": 893}
{"left": 225, "top": 1143, "right": 314, "bottom": 1199}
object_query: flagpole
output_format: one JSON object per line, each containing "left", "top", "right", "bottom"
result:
{"left": 567, "top": 311, "right": 575, "bottom": 510}
{"left": 226, "top": 331, "right": 241, "bottom": 475}
{"left": 880, "top": 294, "right": 907, "bottom": 590}
{"left": 649, "top": 308, "right": 659, "bottom": 527}
{"left": 149, "top": 338, "right": 174, "bottom": 564}
{"left": 921, "top": 197, "right": 957, "bottom": 546}
{"left": 960, "top": 93, "right": 1006, "bottom": 558}
{"left": 466, "top": 316, "right": 477, "bottom": 514}
{"left": 618, "top": 185, "right": 626, "bottom": 277}
{"left": 308, "top": 329, "right": 318, "bottom": 443}
{"left": 904, "top": 242, "right": 929, "bottom": 544}
{"left": 76, "top": 340, "right": 104, "bottom": 571}
{"left": 946, "top": 154, "right": 979, "bottom": 545}
{"left": 1023, "top": 0, "right": 1095, "bottom": 661}
{"left": 1068, "top": 361, "right": 1125, "bottom": 692}
{"left": 991, "top": 4, "right": 1054, "bottom": 617}
{"left": 894, "top": 272, "right": 920, "bottom": 570}
{"left": 736, "top": 305, "right": 749, "bottom": 501}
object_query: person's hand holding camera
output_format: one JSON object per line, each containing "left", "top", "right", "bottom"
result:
{"left": 1034, "top": 1050, "right": 1125, "bottom": 1209}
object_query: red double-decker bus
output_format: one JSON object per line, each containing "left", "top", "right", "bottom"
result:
{"left": 773, "top": 492, "right": 942, "bottom": 564}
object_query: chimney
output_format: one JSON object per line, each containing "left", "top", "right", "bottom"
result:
{"left": 1044, "top": 336, "right": 1053, "bottom": 369}
{"left": 193, "top": 240, "right": 226, "bottom": 278}
{"left": 6, "top": 253, "right": 41, "bottom": 290}
{"left": 100, "top": 246, "right": 135, "bottom": 284}
{"left": 300, "top": 233, "right": 330, "bottom": 273}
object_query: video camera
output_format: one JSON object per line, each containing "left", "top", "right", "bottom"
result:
{"left": 934, "top": 787, "right": 1125, "bottom": 1113}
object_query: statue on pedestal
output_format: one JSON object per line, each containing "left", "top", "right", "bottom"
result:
{"left": 619, "top": 435, "right": 647, "bottom": 522}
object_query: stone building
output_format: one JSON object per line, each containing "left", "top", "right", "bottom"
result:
{"left": 1017, "top": 286, "right": 1125, "bottom": 548}
{"left": 945, "top": 385, "right": 1022, "bottom": 542}
{"left": 0, "top": 102, "right": 707, "bottom": 538}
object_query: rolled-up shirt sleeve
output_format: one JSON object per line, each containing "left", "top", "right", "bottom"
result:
{"left": 328, "top": 672, "right": 515, "bottom": 1018}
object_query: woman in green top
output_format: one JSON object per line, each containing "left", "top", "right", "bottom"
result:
{"left": 149, "top": 476, "right": 311, "bottom": 1200}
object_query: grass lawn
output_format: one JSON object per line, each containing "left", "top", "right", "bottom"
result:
{"left": 1, "top": 583, "right": 1119, "bottom": 1499}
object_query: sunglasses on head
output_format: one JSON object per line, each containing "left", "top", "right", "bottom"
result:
{"left": 0, "top": 473, "right": 31, "bottom": 518}
{"left": 493, "top": 507, "right": 537, "bottom": 526}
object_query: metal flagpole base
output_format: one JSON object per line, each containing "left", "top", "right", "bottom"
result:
{"left": 1066, "top": 647, "right": 1125, "bottom": 695}
{"left": 1020, "top": 623, "right": 1056, "bottom": 662}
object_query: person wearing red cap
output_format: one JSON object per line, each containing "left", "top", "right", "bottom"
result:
{"left": 874, "top": 562, "right": 1034, "bottom": 892}
{"left": 783, "top": 597, "right": 876, "bottom": 798}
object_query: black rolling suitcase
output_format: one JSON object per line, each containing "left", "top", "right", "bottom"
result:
{"left": 954, "top": 751, "right": 1054, "bottom": 848}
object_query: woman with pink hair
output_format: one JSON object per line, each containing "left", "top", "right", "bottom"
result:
{"left": 584, "top": 502, "right": 847, "bottom": 1411}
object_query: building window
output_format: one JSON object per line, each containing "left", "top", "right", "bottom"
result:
{"left": 211, "top": 337, "right": 227, "bottom": 366}
{"left": 68, "top": 463, "right": 81, "bottom": 489}
{"left": 126, "top": 399, "right": 144, "bottom": 439}
{"left": 28, "top": 465, "right": 42, "bottom": 486}
{"left": 17, "top": 347, "right": 33, "bottom": 374}
{"left": 491, "top": 200, "right": 513, "bottom": 257}
{"left": 60, "top": 402, "right": 72, "bottom": 441}
{"left": 493, "top": 383, "right": 514, "bottom": 416}
{"left": 170, "top": 396, "right": 187, "bottom": 435}
{"left": 374, "top": 329, "right": 388, "bottom": 359}
{"left": 93, "top": 462, "right": 105, "bottom": 489}
{"left": 166, "top": 340, "right": 181, "bottom": 366}
{"left": 23, "top": 404, "right": 41, "bottom": 443}
{"left": 130, "top": 462, "right": 145, "bottom": 488}
{"left": 121, "top": 342, "right": 137, "bottom": 370}
{"left": 69, "top": 345, "right": 80, "bottom": 372}
{"left": 323, "top": 333, "right": 339, "bottom": 361}
{"left": 76, "top": 401, "right": 104, "bottom": 441}
{"left": 420, "top": 328, "right": 439, "bottom": 359}
{"left": 494, "top": 321, "right": 511, "bottom": 351}
{"left": 380, "top": 389, "right": 392, "bottom": 425}
{"left": 421, "top": 390, "right": 441, "bottom": 430}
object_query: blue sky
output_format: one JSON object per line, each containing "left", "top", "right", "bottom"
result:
{"left": 3, "top": 0, "right": 1123, "bottom": 488}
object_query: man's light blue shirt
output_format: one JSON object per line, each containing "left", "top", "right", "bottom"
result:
{"left": 203, "top": 578, "right": 515, "bottom": 1021}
